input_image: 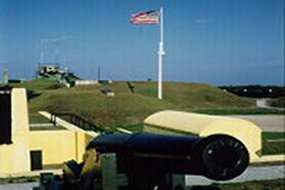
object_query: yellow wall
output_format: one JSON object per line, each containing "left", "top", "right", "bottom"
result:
{"left": 0, "top": 89, "right": 30, "bottom": 174}
{"left": 28, "top": 130, "right": 93, "bottom": 167}
{"left": 0, "top": 88, "right": 95, "bottom": 175}
{"left": 29, "top": 131, "right": 75, "bottom": 166}
{"left": 144, "top": 110, "right": 262, "bottom": 162}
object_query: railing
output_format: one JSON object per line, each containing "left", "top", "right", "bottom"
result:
{"left": 50, "top": 112, "right": 106, "bottom": 133}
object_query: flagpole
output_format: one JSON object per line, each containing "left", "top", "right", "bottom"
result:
{"left": 158, "top": 7, "right": 165, "bottom": 100}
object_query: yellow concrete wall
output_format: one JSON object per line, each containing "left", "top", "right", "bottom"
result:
{"left": 0, "top": 89, "right": 30, "bottom": 174}
{"left": 29, "top": 130, "right": 96, "bottom": 166}
{"left": 0, "top": 88, "right": 97, "bottom": 175}
{"left": 144, "top": 111, "right": 215, "bottom": 134}
{"left": 29, "top": 131, "right": 77, "bottom": 166}
{"left": 11, "top": 89, "right": 29, "bottom": 135}
{"left": 144, "top": 110, "right": 262, "bottom": 162}
{"left": 0, "top": 129, "right": 92, "bottom": 174}
{"left": 0, "top": 88, "right": 94, "bottom": 174}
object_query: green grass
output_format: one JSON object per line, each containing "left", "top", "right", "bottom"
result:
{"left": 116, "top": 123, "right": 144, "bottom": 133}
{"left": 1, "top": 79, "right": 65, "bottom": 91}
{"left": 26, "top": 81, "right": 258, "bottom": 127}
{"left": 263, "top": 141, "right": 285, "bottom": 155}
{"left": 29, "top": 113, "right": 51, "bottom": 123}
{"left": 268, "top": 97, "right": 285, "bottom": 108}
{"left": 263, "top": 132, "right": 285, "bottom": 139}
{"left": 262, "top": 132, "right": 285, "bottom": 155}
{"left": 8, "top": 79, "right": 283, "bottom": 129}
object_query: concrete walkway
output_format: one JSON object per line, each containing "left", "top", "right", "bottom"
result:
{"left": 232, "top": 115, "right": 285, "bottom": 132}
{"left": 186, "top": 165, "right": 285, "bottom": 186}
{"left": 0, "top": 169, "right": 62, "bottom": 179}
{"left": 29, "top": 123, "right": 60, "bottom": 127}
{"left": 0, "top": 182, "right": 38, "bottom": 190}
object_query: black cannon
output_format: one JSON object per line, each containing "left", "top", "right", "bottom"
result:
{"left": 37, "top": 133, "right": 249, "bottom": 190}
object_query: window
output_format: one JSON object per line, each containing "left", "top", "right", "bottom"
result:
{"left": 0, "top": 89, "right": 12, "bottom": 144}
{"left": 30, "top": 150, "right": 43, "bottom": 171}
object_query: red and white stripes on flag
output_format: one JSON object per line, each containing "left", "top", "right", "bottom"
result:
{"left": 130, "top": 10, "right": 160, "bottom": 24}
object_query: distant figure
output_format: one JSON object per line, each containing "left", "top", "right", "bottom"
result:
{"left": 127, "top": 82, "right": 135, "bottom": 93}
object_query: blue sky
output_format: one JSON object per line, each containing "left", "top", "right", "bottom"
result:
{"left": 0, "top": 0, "right": 284, "bottom": 85}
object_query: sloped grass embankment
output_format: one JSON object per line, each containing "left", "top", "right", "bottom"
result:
{"left": 28, "top": 81, "right": 256, "bottom": 127}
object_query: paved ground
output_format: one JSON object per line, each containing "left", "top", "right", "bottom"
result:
{"left": 186, "top": 165, "right": 285, "bottom": 186}
{"left": 232, "top": 115, "right": 285, "bottom": 132}
{"left": 0, "top": 182, "right": 38, "bottom": 190}
{"left": 245, "top": 99, "right": 285, "bottom": 132}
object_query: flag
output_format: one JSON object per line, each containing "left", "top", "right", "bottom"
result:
{"left": 130, "top": 10, "right": 159, "bottom": 24}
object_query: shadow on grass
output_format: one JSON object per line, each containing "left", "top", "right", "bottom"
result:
{"left": 27, "top": 90, "right": 41, "bottom": 101}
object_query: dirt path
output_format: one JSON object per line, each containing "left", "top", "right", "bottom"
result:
{"left": 256, "top": 98, "right": 284, "bottom": 111}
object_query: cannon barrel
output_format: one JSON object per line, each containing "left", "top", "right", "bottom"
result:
{"left": 87, "top": 133, "right": 249, "bottom": 181}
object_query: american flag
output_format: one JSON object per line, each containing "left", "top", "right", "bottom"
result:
{"left": 130, "top": 10, "right": 160, "bottom": 24}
